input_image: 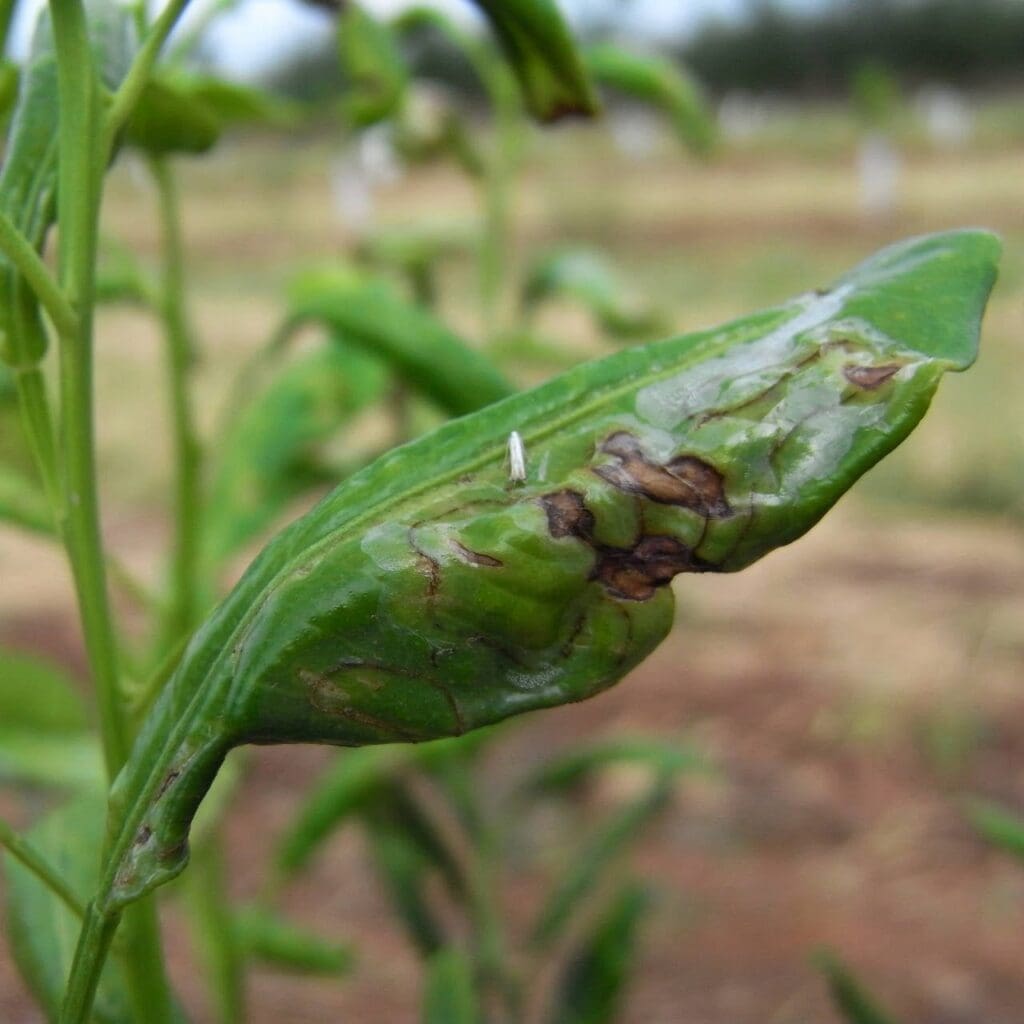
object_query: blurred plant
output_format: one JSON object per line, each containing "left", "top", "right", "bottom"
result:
{"left": 0, "top": 2, "right": 1001, "bottom": 1024}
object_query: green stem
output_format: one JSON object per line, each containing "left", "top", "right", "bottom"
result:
{"left": 0, "top": 210, "right": 78, "bottom": 339}
{"left": 150, "top": 156, "right": 202, "bottom": 653}
{"left": 103, "top": 0, "right": 192, "bottom": 152}
{"left": 48, "top": 5, "right": 175, "bottom": 1023}
{"left": 0, "top": 817, "right": 87, "bottom": 920}
{"left": 184, "top": 835, "right": 246, "bottom": 1024}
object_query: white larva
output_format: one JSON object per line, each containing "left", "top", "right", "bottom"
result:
{"left": 507, "top": 430, "right": 527, "bottom": 484}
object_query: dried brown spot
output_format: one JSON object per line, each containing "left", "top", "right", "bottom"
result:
{"left": 541, "top": 490, "right": 596, "bottom": 539}
{"left": 157, "top": 839, "right": 187, "bottom": 865}
{"left": 594, "top": 432, "right": 731, "bottom": 518}
{"left": 133, "top": 825, "right": 152, "bottom": 848}
{"left": 155, "top": 769, "right": 181, "bottom": 801}
{"left": 594, "top": 535, "right": 712, "bottom": 601}
{"left": 844, "top": 363, "right": 901, "bottom": 390}
{"left": 450, "top": 539, "right": 503, "bottom": 568}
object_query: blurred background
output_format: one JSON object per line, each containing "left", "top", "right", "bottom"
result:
{"left": 1, "top": 0, "right": 1023, "bottom": 1021}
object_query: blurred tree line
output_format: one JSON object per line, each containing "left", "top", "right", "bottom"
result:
{"left": 679, "top": 0, "right": 1024, "bottom": 95}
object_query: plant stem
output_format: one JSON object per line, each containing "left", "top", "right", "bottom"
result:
{"left": 0, "top": 817, "right": 88, "bottom": 920}
{"left": 150, "top": 156, "right": 202, "bottom": 654}
{"left": 48, "top": 4, "right": 175, "bottom": 1022}
{"left": 103, "top": 0, "right": 193, "bottom": 151}
{"left": 0, "top": 210, "right": 78, "bottom": 339}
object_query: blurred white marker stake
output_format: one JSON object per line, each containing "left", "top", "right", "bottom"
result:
{"left": 858, "top": 131, "right": 900, "bottom": 221}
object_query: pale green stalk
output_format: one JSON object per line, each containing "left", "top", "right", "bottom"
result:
{"left": 48, "top": 3, "right": 177, "bottom": 1021}
{"left": 150, "top": 156, "right": 202, "bottom": 654}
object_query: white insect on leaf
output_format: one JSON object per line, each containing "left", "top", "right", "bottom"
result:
{"left": 507, "top": 430, "right": 527, "bottom": 484}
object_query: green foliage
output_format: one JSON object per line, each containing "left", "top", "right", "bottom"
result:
{"left": 285, "top": 267, "right": 514, "bottom": 415}
{"left": 234, "top": 906, "right": 353, "bottom": 976}
{"left": 0, "top": 648, "right": 104, "bottom": 788}
{"left": 548, "top": 881, "right": 651, "bottom": 1024}
{"left": 522, "top": 247, "right": 668, "bottom": 341}
{"left": 203, "top": 341, "right": 389, "bottom": 566}
{"left": 470, "top": 0, "right": 599, "bottom": 122}
{"left": 422, "top": 948, "right": 479, "bottom": 1023}
{"left": 966, "top": 798, "right": 1024, "bottom": 862}
{"left": 126, "top": 76, "right": 222, "bottom": 156}
{"left": 94, "top": 230, "right": 997, "bottom": 916}
{"left": 338, "top": 3, "right": 408, "bottom": 129}
{"left": 4, "top": 796, "right": 134, "bottom": 1023}
{"left": 0, "top": 463, "right": 53, "bottom": 535}
{"left": 585, "top": 44, "right": 716, "bottom": 155}
{"left": 850, "top": 62, "right": 901, "bottom": 130}
{"left": 813, "top": 948, "right": 901, "bottom": 1024}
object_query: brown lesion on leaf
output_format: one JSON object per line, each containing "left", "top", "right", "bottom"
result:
{"left": 450, "top": 539, "right": 503, "bottom": 568}
{"left": 593, "top": 431, "right": 732, "bottom": 518}
{"left": 541, "top": 489, "right": 596, "bottom": 539}
{"left": 843, "top": 363, "right": 901, "bottom": 390}
{"left": 595, "top": 535, "right": 714, "bottom": 601}
{"left": 132, "top": 825, "right": 153, "bottom": 849}
{"left": 539, "top": 487, "right": 716, "bottom": 602}
{"left": 155, "top": 768, "right": 181, "bottom": 801}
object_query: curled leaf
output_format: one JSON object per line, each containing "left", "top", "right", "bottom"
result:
{"left": 91, "top": 231, "right": 996, "bottom": 916}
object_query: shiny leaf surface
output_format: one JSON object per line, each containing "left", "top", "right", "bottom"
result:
{"left": 95, "top": 231, "right": 996, "bottom": 914}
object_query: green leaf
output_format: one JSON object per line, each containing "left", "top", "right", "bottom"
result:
{"left": 286, "top": 267, "right": 515, "bottom": 415}
{"left": 125, "top": 75, "right": 221, "bottom": 156}
{"left": 548, "top": 880, "right": 651, "bottom": 1024}
{"left": 0, "top": 463, "right": 54, "bottom": 535}
{"left": 203, "top": 340, "right": 390, "bottom": 565}
{"left": 365, "top": 811, "right": 448, "bottom": 955}
{"left": 0, "top": 4, "right": 135, "bottom": 368}
{"left": 522, "top": 248, "right": 668, "bottom": 341}
{"left": 0, "top": 647, "right": 88, "bottom": 733}
{"left": 532, "top": 779, "right": 670, "bottom": 948}
{"left": 470, "top": 0, "right": 598, "bottom": 121}
{"left": 965, "top": 798, "right": 1024, "bottom": 862}
{"left": 275, "top": 746, "right": 409, "bottom": 876}
{"left": 3, "top": 795, "right": 134, "bottom": 1023}
{"left": 234, "top": 905, "right": 353, "bottom": 976}
{"left": 0, "top": 647, "right": 103, "bottom": 788}
{"left": 95, "top": 231, "right": 998, "bottom": 913}
{"left": 338, "top": 3, "right": 408, "bottom": 128}
{"left": 422, "top": 948, "right": 479, "bottom": 1024}
{"left": 813, "top": 949, "right": 901, "bottom": 1024}
{"left": 585, "top": 44, "right": 716, "bottom": 156}
{"left": 0, "top": 57, "right": 19, "bottom": 128}
{"left": 524, "top": 736, "right": 708, "bottom": 795}
{"left": 183, "top": 76, "right": 298, "bottom": 129}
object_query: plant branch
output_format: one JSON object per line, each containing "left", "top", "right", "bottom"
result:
{"left": 103, "top": 0, "right": 193, "bottom": 151}
{"left": 0, "top": 210, "right": 79, "bottom": 340}
{"left": 0, "top": 817, "right": 88, "bottom": 920}
{"left": 150, "top": 156, "right": 202, "bottom": 654}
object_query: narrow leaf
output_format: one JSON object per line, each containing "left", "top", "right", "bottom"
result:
{"left": 286, "top": 267, "right": 514, "bottom": 415}
{"left": 585, "top": 44, "right": 716, "bottom": 155}
{"left": 470, "top": 0, "right": 598, "bottom": 121}
{"left": 422, "top": 948, "right": 479, "bottom": 1024}
{"left": 548, "top": 880, "right": 651, "bottom": 1024}
{"left": 0, "top": 463, "right": 54, "bottom": 535}
{"left": 522, "top": 248, "right": 667, "bottom": 341}
{"left": 966, "top": 798, "right": 1024, "bottom": 862}
{"left": 234, "top": 905, "right": 353, "bottom": 976}
{"left": 532, "top": 779, "right": 670, "bottom": 948}
{"left": 203, "top": 340, "right": 389, "bottom": 565}
{"left": 275, "top": 746, "right": 409, "bottom": 877}
{"left": 813, "top": 949, "right": 901, "bottom": 1024}
{"left": 524, "top": 736, "right": 707, "bottom": 795}
{"left": 338, "top": 2, "right": 408, "bottom": 128}
{"left": 3, "top": 796, "right": 134, "bottom": 1023}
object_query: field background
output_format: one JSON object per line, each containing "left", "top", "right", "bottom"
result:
{"left": 2, "top": 106, "right": 1024, "bottom": 1022}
